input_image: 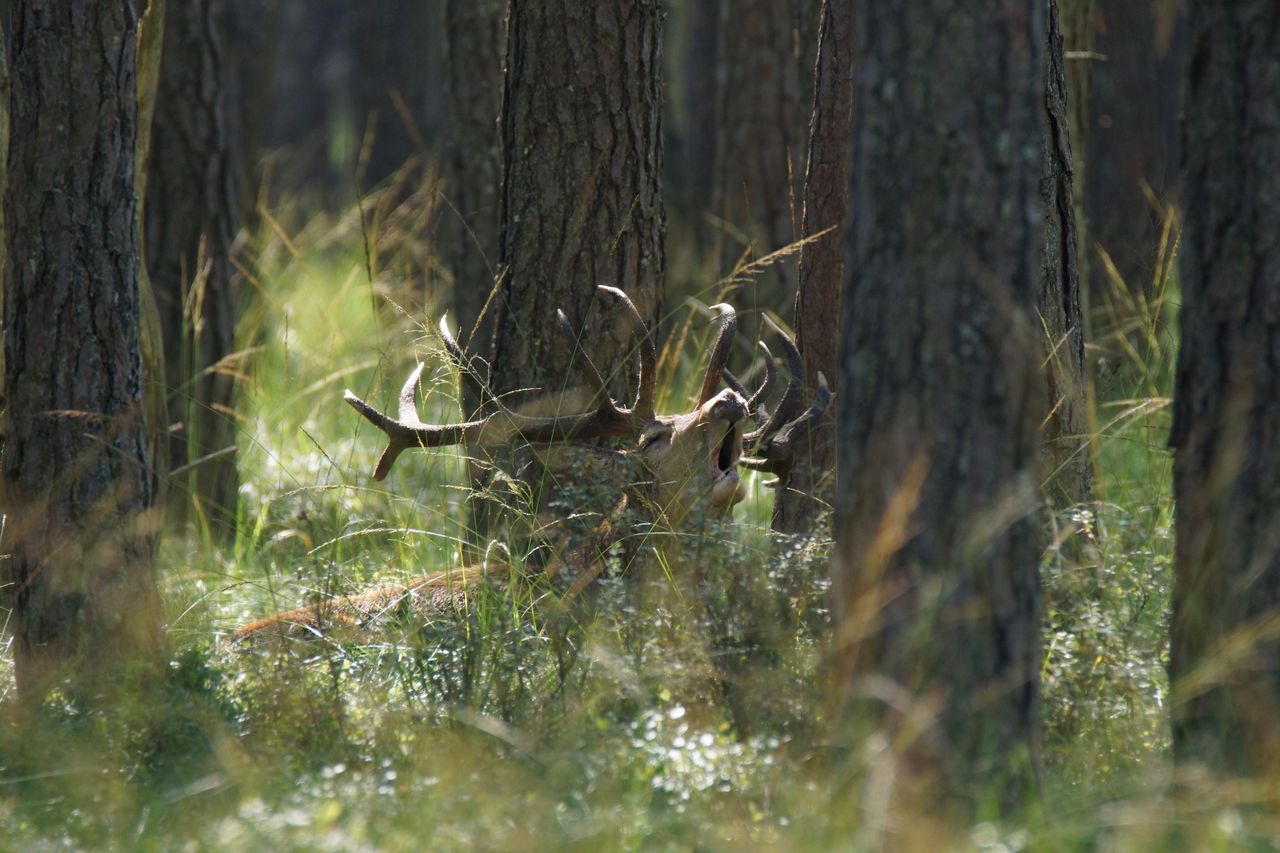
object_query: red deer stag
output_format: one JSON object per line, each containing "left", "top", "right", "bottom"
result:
{"left": 233, "top": 287, "right": 829, "bottom": 642}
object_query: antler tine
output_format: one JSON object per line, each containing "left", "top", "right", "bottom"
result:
{"left": 696, "top": 303, "right": 737, "bottom": 407}
{"left": 722, "top": 340, "right": 774, "bottom": 419}
{"left": 745, "top": 340, "right": 775, "bottom": 413}
{"left": 721, "top": 369, "right": 750, "bottom": 399}
{"left": 744, "top": 315, "right": 804, "bottom": 445}
{"left": 397, "top": 360, "right": 426, "bottom": 422}
{"left": 739, "top": 372, "right": 834, "bottom": 475}
{"left": 438, "top": 314, "right": 488, "bottom": 415}
{"left": 596, "top": 285, "right": 656, "bottom": 422}
{"left": 557, "top": 308, "right": 610, "bottom": 402}
{"left": 345, "top": 365, "right": 484, "bottom": 481}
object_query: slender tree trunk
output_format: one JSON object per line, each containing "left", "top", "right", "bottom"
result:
{"left": 711, "top": 0, "right": 806, "bottom": 302}
{"left": 135, "top": 0, "right": 169, "bottom": 513}
{"left": 1170, "top": 1, "right": 1280, "bottom": 777}
{"left": 1060, "top": 0, "right": 1096, "bottom": 309}
{"left": 833, "top": 0, "right": 1045, "bottom": 810}
{"left": 1039, "top": 0, "right": 1091, "bottom": 507}
{"left": 3, "top": 0, "right": 163, "bottom": 696}
{"left": 489, "top": 1, "right": 665, "bottom": 401}
{"left": 441, "top": 0, "right": 504, "bottom": 350}
{"left": 774, "top": 0, "right": 852, "bottom": 534}
{"left": 148, "top": 0, "right": 247, "bottom": 531}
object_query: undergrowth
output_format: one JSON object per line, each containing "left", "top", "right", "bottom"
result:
{"left": 3, "top": 183, "right": 1251, "bottom": 849}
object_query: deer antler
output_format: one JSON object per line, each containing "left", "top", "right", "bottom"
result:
{"left": 697, "top": 303, "right": 737, "bottom": 407}
{"left": 723, "top": 340, "right": 775, "bottom": 421}
{"left": 345, "top": 287, "right": 657, "bottom": 481}
{"left": 737, "top": 318, "right": 833, "bottom": 480}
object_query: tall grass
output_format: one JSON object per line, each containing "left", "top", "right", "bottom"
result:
{"left": 4, "top": 185, "right": 1256, "bottom": 849}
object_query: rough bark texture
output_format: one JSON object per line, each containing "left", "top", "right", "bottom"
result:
{"left": 1170, "top": 1, "right": 1280, "bottom": 777}
{"left": 775, "top": 0, "right": 852, "bottom": 533}
{"left": 711, "top": 0, "right": 807, "bottom": 301}
{"left": 489, "top": 1, "right": 665, "bottom": 402}
{"left": 833, "top": 0, "right": 1045, "bottom": 805}
{"left": 1039, "top": 0, "right": 1091, "bottom": 508}
{"left": 3, "top": 0, "right": 162, "bottom": 695}
{"left": 441, "top": 0, "right": 504, "bottom": 346}
{"left": 148, "top": 0, "right": 246, "bottom": 529}
{"left": 1060, "top": 0, "right": 1095, "bottom": 301}
{"left": 1087, "top": 1, "right": 1184, "bottom": 300}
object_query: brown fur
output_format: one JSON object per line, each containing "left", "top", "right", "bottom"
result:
{"left": 230, "top": 563, "right": 505, "bottom": 644}
{"left": 231, "top": 496, "right": 628, "bottom": 644}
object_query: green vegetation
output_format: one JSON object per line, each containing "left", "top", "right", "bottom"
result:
{"left": 0, "top": 196, "right": 1247, "bottom": 849}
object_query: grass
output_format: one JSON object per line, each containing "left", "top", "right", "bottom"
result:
{"left": 2, "top": 180, "right": 1248, "bottom": 849}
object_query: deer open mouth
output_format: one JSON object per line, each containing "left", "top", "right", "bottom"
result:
{"left": 708, "top": 425, "right": 744, "bottom": 505}
{"left": 713, "top": 425, "right": 740, "bottom": 478}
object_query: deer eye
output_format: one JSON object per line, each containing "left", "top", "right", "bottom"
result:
{"left": 638, "top": 425, "right": 672, "bottom": 452}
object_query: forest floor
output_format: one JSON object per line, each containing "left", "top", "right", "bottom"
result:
{"left": 1, "top": 188, "right": 1250, "bottom": 849}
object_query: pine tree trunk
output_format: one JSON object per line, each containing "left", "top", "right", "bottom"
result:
{"left": 135, "top": 0, "right": 169, "bottom": 513}
{"left": 711, "top": 0, "right": 806, "bottom": 301}
{"left": 1039, "top": 0, "right": 1091, "bottom": 508}
{"left": 1060, "top": 0, "right": 1095, "bottom": 306}
{"left": 489, "top": 0, "right": 665, "bottom": 401}
{"left": 148, "top": 0, "right": 246, "bottom": 530}
{"left": 1170, "top": 1, "right": 1280, "bottom": 777}
{"left": 441, "top": 0, "right": 504, "bottom": 348}
{"left": 3, "top": 0, "right": 163, "bottom": 696}
{"left": 774, "top": 0, "right": 852, "bottom": 534}
{"left": 833, "top": 0, "right": 1045, "bottom": 805}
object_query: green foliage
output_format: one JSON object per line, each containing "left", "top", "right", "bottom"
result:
{"left": 0, "top": 193, "right": 1263, "bottom": 849}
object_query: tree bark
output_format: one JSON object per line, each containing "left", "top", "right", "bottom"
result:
{"left": 711, "top": 0, "right": 807, "bottom": 302}
{"left": 3, "top": 0, "right": 163, "bottom": 696}
{"left": 441, "top": 0, "right": 504, "bottom": 348}
{"left": 148, "top": 0, "right": 247, "bottom": 530}
{"left": 774, "top": 0, "right": 852, "bottom": 534}
{"left": 1060, "top": 0, "right": 1095, "bottom": 308}
{"left": 1039, "top": 0, "right": 1091, "bottom": 508}
{"left": 1170, "top": 1, "right": 1280, "bottom": 777}
{"left": 833, "top": 0, "right": 1045, "bottom": 807}
{"left": 489, "top": 0, "right": 665, "bottom": 402}
{"left": 135, "top": 0, "right": 169, "bottom": 515}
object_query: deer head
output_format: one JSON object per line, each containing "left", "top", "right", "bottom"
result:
{"left": 343, "top": 287, "right": 829, "bottom": 529}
